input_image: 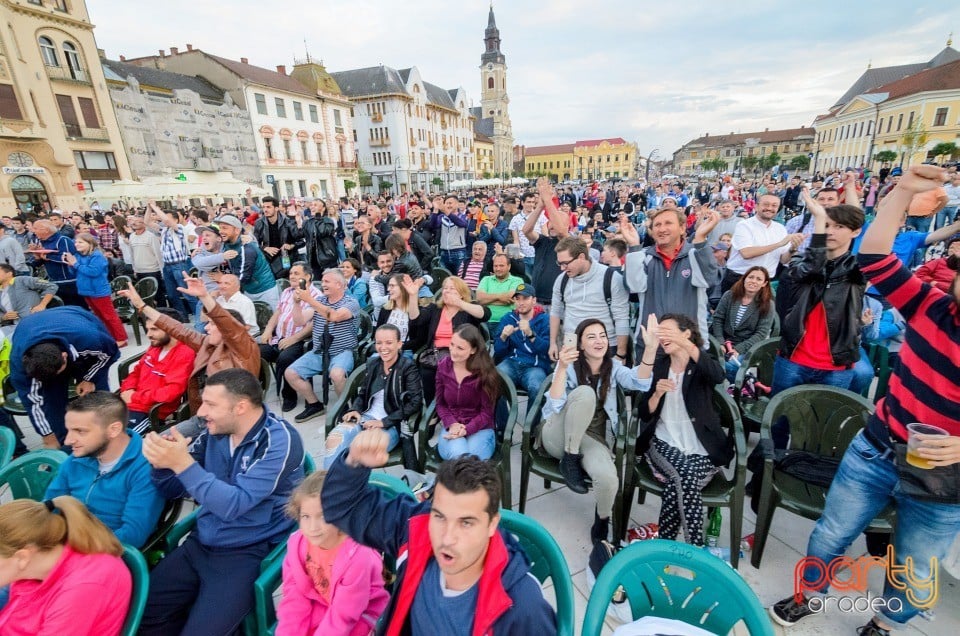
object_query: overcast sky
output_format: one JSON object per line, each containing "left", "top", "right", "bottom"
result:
{"left": 90, "top": 0, "right": 959, "bottom": 159}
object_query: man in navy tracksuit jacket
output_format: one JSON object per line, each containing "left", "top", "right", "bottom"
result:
{"left": 10, "top": 306, "right": 119, "bottom": 448}
{"left": 140, "top": 368, "right": 305, "bottom": 636}
{"left": 323, "top": 429, "right": 556, "bottom": 635}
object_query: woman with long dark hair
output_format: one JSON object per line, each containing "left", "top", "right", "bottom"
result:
{"left": 540, "top": 318, "right": 652, "bottom": 543}
{"left": 434, "top": 323, "right": 501, "bottom": 460}
{"left": 710, "top": 265, "right": 775, "bottom": 382}
{"left": 635, "top": 313, "right": 733, "bottom": 546}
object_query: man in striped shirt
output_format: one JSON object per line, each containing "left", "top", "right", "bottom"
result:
{"left": 160, "top": 209, "right": 195, "bottom": 317}
{"left": 771, "top": 165, "right": 960, "bottom": 635}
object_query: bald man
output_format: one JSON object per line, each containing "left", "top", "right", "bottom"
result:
{"left": 29, "top": 219, "right": 84, "bottom": 307}
{"left": 214, "top": 273, "right": 259, "bottom": 336}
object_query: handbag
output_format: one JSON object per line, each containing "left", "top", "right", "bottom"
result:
{"left": 418, "top": 347, "right": 448, "bottom": 371}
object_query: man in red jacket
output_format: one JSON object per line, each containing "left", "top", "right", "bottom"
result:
{"left": 119, "top": 308, "right": 196, "bottom": 434}
{"left": 915, "top": 236, "right": 960, "bottom": 291}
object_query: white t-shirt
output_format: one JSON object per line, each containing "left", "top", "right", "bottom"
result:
{"left": 725, "top": 215, "right": 789, "bottom": 277}
{"left": 655, "top": 369, "right": 709, "bottom": 457}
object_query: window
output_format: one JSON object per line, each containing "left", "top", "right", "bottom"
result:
{"left": 77, "top": 97, "right": 99, "bottom": 128}
{"left": 73, "top": 151, "right": 116, "bottom": 170}
{"left": 886, "top": 116, "right": 893, "bottom": 133}
{"left": 264, "top": 138, "right": 274, "bottom": 160}
{"left": 254, "top": 93, "right": 267, "bottom": 115}
{"left": 934, "top": 107, "right": 948, "bottom": 127}
{"left": 282, "top": 138, "right": 292, "bottom": 159}
{"left": 308, "top": 104, "right": 318, "bottom": 123}
{"left": 54, "top": 0, "right": 68, "bottom": 10}
{"left": 897, "top": 114, "right": 903, "bottom": 131}
{"left": 907, "top": 111, "right": 914, "bottom": 129}
{"left": 293, "top": 101, "right": 303, "bottom": 121}
{"left": 39, "top": 36, "right": 59, "bottom": 66}
{"left": 275, "top": 98, "right": 286, "bottom": 118}
{"left": 0, "top": 84, "right": 23, "bottom": 119}
{"left": 62, "top": 42, "right": 82, "bottom": 79}
{"left": 300, "top": 140, "right": 308, "bottom": 161}
{"left": 315, "top": 142, "right": 324, "bottom": 162}
{"left": 333, "top": 109, "right": 343, "bottom": 133}
{"left": 298, "top": 180, "right": 307, "bottom": 197}
{"left": 487, "top": 77, "right": 494, "bottom": 89}
{"left": 56, "top": 94, "right": 80, "bottom": 135}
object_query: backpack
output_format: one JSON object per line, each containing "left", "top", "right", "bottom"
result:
{"left": 560, "top": 266, "right": 621, "bottom": 327}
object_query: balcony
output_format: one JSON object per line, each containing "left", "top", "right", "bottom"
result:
{"left": 0, "top": 118, "right": 43, "bottom": 139}
{"left": 369, "top": 137, "right": 391, "bottom": 147}
{"left": 63, "top": 124, "right": 109, "bottom": 142}
{"left": 428, "top": 139, "right": 434, "bottom": 148}
{"left": 371, "top": 113, "right": 383, "bottom": 122}
{"left": 336, "top": 161, "right": 358, "bottom": 169}
{"left": 45, "top": 64, "right": 91, "bottom": 84}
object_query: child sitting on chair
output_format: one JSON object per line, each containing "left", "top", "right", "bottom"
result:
{"left": 276, "top": 472, "right": 389, "bottom": 636}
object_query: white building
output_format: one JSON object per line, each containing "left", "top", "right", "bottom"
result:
{"left": 331, "top": 65, "right": 476, "bottom": 193}
{"left": 123, "top": 46, "right": 357, "bottom": 200}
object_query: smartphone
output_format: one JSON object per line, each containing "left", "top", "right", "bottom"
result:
{"left": 298, "top": 279, "right": 307, "bottom": 290}
{"left": 563, "top": 332, "right": 577, "bottom": 349}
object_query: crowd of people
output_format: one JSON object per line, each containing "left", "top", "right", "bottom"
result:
{"left": 0, "top": 161, "right": 958, "bottom": 636}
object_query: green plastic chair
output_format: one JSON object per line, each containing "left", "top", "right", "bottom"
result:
{"left": 116, "top": 351, "right": 146, "bottom": 385}
{"left": 0, "top": 449, "right": 68, "bottom": 501}
{"left": 733, "top": 337, "right": 779, "bottom": 434}
{"left": 518, "top": 374, "right": 631, "bottom": 540}
{"left": 582, "top": 539, "right": 774, "bottom": 636}
{"left": 622, "top": 387, "right": 748, "bottom": 569}
{"left": 751, "top": 385, "right": 894, "bottom": 568}
{"left": 419, "top": 370, "right": 519, "bottom": 509}
{"left": 324, "top": 364, "right": 417, "bottom": 471}
{"left": 252, "top": 473, "right": 417, "bottom": 636}
{"left": 120, "top": 545, "right": 150, "bottom": 636}
{"left": 863, "top": 342, "right": 892, "bottom": 404}
{"left": 111, "top": 275, "right": 141, "bottom": 345}
{"left": 0, "top": 427, "right": 16, "bottom": 468}
{"left": 499, "top": 509, "right": 575, "bottom": 636}
{"left": 253, "top": 301, "right": 274, "bottom": 334}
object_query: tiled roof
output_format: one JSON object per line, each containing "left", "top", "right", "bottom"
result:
{"left": 102, "top": 58, "right": 224, "bottom": 102}
{"left": 475, "top": 131, "right": 493, "bottom": 143}
{"left": 524, "top": 144, "right": 576, "bottom": 156}
{"left": 575, "top": 137, "right": 628, "bottom": 147}
{"left": 330, "top": 66, "right": 410, "bottom": 99}
{"left": 680, "top": 127, "right": 815, "bottom": 149}
{"left": 831, "top": 46, "right": 960, "bottom": 108}
{"left": 206, "top": 54, "right": 314, "bottom": 97}
{"left": 865, "top": 58, "right": 960, "bottom": 101}
{"left": 423, "top": 81, "right": 456, "bottom": 110}
{"left": 474, "top": 116, "right": 495, "bottom": 137}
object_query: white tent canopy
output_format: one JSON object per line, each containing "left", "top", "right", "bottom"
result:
{"left": 84, "top": 171, "right": 268, "bottom": 203}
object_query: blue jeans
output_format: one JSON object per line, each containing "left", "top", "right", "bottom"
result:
{"left": 770, "top": 355, "right": 856, "bottom": 448}
{"left": 322, "top": 421, "right": 399, "bottom": 469}
{"left": 802, "top": 431, "right": 960, "bottom": 626}
{"left": 437, "top": 427, "right": 495, "bottom": 460}
{"left": 849, "top": 347, "right": 875, "bottom": 395}
{"left": 440, "top": 248, "right": 466, "bottom": 274}
{"left": 162, "top": 261, "right": 195, "bottom": 317}
{"left": 724, "top": 358, "right": 741, "bottom": 384}
{"left": 496, "top": 358, "right": 547, "bottom": 398}
{"left": 936, "top": 205, "right": 958, "bottom": 230}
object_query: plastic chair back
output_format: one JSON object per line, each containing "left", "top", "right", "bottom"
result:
{"left": 116, "top": 351, "right": 145, "bottom": 385}
{"left": 2, "top": 376, "right": 27, "bottom": 416}
{"left": 499, "top": 510, "right": 575, "bottom": 636}
{"left": 120, "top": 545, "right": 150, "bottom": 636}
{"left": 582, "top": 539, "right": 773, "bottom": 636}
{"left": 253, "top": 301, "right": 273, "bottom": 333}
{"left": 47, "top": 296, "right": 64, "bottom": 308}
{"left": 0, "top": 450, "right": 68, "bottom": 501}
{"left": 764, "top": 385, "right": 873, "bottom": 458}
{"left": 0, "top": 427, "right": 15, "bottom": 468}
{"left": 134, "top": 276, "right": 159, "bottom": 304}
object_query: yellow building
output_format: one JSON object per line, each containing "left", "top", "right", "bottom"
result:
{"left": 0, "top": 0, "right": 130, "bottom": 216}
{"left": 672, "top": 128, "right": 815, "bottom": 177}
{"left": 812, "top": 44, "right": 960, "bottom": 172}
{"left": 523, "top": 143, "right": 575, "bottom": 180}
{"left": 572, "top": 138, "right": 636, "bottom": 180}
{"left": 474, "top": 131, "right": 495, "bottom": 177}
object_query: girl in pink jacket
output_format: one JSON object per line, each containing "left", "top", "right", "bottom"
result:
{"left": 0, "top": 496, "right": 132, "bottom": 636}
{"left": 277, "top": 471, "right": 389, "bottom": 636}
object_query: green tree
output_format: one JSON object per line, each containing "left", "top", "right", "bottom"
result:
{"left": 741, "top": 156, "right": 760, "bottom": 173}
{"left": 481, "top": 171, "right": 492, "bottom": 179}
{"left": 342, "top": 179, "right": 357, "bottom": 192}
{"left": 899, "top": 121, "right": 929, "bottom": 167}
{"left": 379, "top": 180, "right": 393, "bottom": 192}
{"left": 930, "top": 141, "right": 959, "bottom": 162}
{"left": 431, "top": 177, "right": 444, "bottom": 188}
{"left": 357, "top": 167, "right": 372, "bottom": 188}
{"left": 873, "top": 150, "right": 898, "bottom": 165}
{"left": 789, "top": 155, "right": 811, "bottom": 171}
{"left": 760, "top": 152, "right": 781, "bottom": 171}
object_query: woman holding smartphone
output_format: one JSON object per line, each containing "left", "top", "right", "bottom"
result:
{"left": 540, "top": 318, "right": 652, "bottom": 543}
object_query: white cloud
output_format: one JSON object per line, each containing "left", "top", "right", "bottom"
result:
{"left": 88, "top": 0, "right": 960, "bottom": 156}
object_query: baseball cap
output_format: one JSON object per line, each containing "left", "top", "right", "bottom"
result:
{"left": 513, "top": 283, "right": 536, "bottom": 298}
{"left": 196, "top": 223, "right": 221, "bottom": 236}
{"left": 711, "top": 242, "right": 729, "bottom": 251}
{"left": 215, "top": 215, "right": 243, "bottom": 230}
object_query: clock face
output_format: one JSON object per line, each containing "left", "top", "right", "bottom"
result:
{"left": 7, "top": 152, "right": 33, "bottom": 167}
{"left": 487, "top": 64, "right": 493, "bottom": 71}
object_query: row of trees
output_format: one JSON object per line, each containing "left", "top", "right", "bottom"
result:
{"left": 698, "top": 152, "right": 811, "bottom": 175}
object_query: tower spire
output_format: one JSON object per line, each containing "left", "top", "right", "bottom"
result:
{"left": 949, "top": 31, "right": 954, "bottom": 47}
{"left": 488, "top": 2, "right": 496, "bottom": 29}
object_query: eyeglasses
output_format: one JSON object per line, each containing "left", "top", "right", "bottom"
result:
{"left": 556, "top": 258, "right": 575, "bottom": 269}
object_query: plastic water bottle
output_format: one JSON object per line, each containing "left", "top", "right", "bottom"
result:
{"left": 705, "top": 508, "right": 722, "bottom": 547}
{"left": 703, "top": 545, "right": 745, "bottom": 564}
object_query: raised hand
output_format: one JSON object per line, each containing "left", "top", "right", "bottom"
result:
{"left": 346, "top": 428, "right": 391, "bottom": 468}
{"left": 639, "top": 313, "right": 660, "bottom": 349}
{"left": 619, "top": 215, "right": 640, "bottom": 247}
{"left": 176, "top": 275, "right": 209, "bottom": 298}
{"left": 899, "top": 165, "right": 949, "bottom": 194}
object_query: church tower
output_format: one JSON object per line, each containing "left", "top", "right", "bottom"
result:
{"left": 479, "top": 4, "right": 514, "bottom": 176}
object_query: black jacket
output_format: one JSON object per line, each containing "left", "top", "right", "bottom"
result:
{"left": 635, "top": 352, "right": 734, "bottom": 467}
{"left": 778, "top": 234, "right": 865, "bottom": 368}
{"left": 348, "top": 231, "right": 382, "bottom": 271}
{"left": 302, "top": 215, "right": 340, "bottom": 274}
{"left": 409, "top": 231, "right": 434, "bottom": 271}
{"left": 407, "top": 303, "right": 492, "bottom": 353}
{"left": 253, "top": 215, "right": 303, "bottom": 277}
{"left": 349, "top": 356, "right": 423, "bottom": 433}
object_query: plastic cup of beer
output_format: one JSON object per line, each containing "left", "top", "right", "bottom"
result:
{"left": 906, "top": 423, "right": 949, "bottom": 469}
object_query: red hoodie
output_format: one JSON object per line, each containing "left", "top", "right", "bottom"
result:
{"left": 119, "top": 341, "right": 196, "bottom": 418}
